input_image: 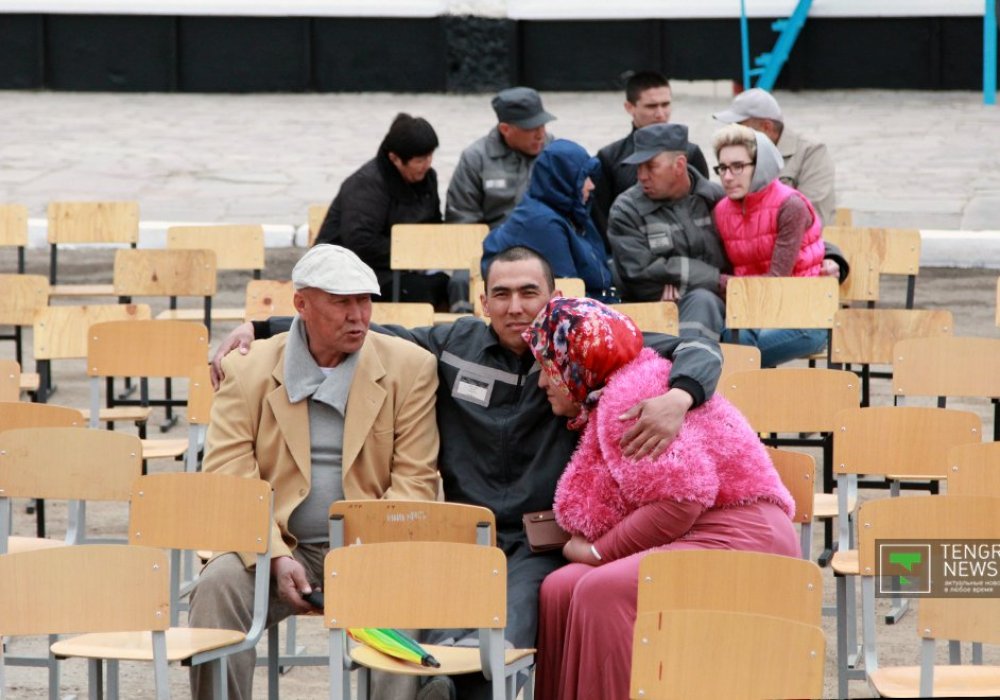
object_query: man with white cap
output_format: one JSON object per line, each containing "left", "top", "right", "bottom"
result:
{"left": 713, "top": 87, "right": 836, "bottom": 225}
{"left": 446, "top": 86, "right": 556, "bottom": 228}
{"left": 188, "top": 244, "right": 440, "bottom": 700}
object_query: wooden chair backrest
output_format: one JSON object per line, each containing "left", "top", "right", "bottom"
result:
{"left": 87, "top": 320, "right": 209, "bottom": 379}
{"left": 824, "top": 225, "right": 921, "bottom": 277}
{"left": 947, "top": 441, "right": 1000, "bottom": 496}
{"left": 766, "top": 446, "right": 814, "bottom": 524}
{"left": 244, "top": 279, "right": 296, "bottom": 321}
{"left": 325, "top": 541, "right": 506, "bottom": 629}
{"left": 636, "top": 549, "right": 823, "bottom": 625}
{"left": 830, "top": 308, "right": 953, "bottom": 365}
{"left": 0, "top": 427, "right": 141, "bottom": 500}
{"left": 307, "top": 203, "right": 329, "bottom": 247}
{"left": 0, "top": 274, "right": 49, "bottom": 325}
{"left": 893, "top": 336, "right": 1000, "bottom": 400}
{"left": 0, "top": 204, "right": 28, "bottom": 247}
{"left": 328, "top": 500, "right": 496, "bottom": 547}
{"left": 0, "top": 544, "right": 169, "bottom": 636}
{"left": 836, "top": 246, "right": 881, "bottom": 303}
{"left": 113, "top": 248, "right": 217, "bottom": 297}
{"left": 833, "top": 207, "right": 853, "bottom": 227}
{"left": 717, "top": 343, "right": 761, "bottom": 392}
{"left": 370, "top": 302, "right": 435, "bottom": 328}
{"left": 725, "top": 276, "right": 839, "bottom": 330}
{"left": 129, "top": 472, "right": 271, "bottom": 554}
{"left": 721, "top": 368, "right": 859, "bottom": 433}
{"left": 996, "top": 277, "right": 1000, "bottom": 327}
{"left": 630, "top": 609, "right": 825, "bottom": 700}
{"left": 554, "top": 277, "right": 585, "bottom": 298}
{"left": 0, "top": 400, "right": 84, "bottom": 429}
{"left": 834, "top": 405, "right": 981, "bottom": 479}
{"left": 614, "top": 301, "right": 679, "bottom": 336}
{"left": 0, "top": 360, "right": 19, "bottom": 402}
{"left": 186, "top": 363, "right": 214, "bottom": 426}
{"left": 167, "top": 224, "right": 265, "bottom": 272}
{"left": 390, "top": 223, "right": 489, "bottom": 271}
{"left": 33, "top": 303, "right": 151, "bottom": 360}
{"left": 46, "top": 201, "right": 139, "bottom": 245}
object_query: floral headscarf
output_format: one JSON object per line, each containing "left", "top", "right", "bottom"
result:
{"left": 523, "top": 297, "right": 644, "bottom": 429}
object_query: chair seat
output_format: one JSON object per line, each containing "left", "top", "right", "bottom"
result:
{"left": 7, "top": 536, "right": 65, "bottom": 553}
{"left": 50, "top": 283, "right": 117, "bottom": 298}
{"left": 156, "top": 308, "right": 243, "bottom": 322}
{"left": 886, "top": 474, "right": 946, "bottom": 482}
{"left": 350, "top": 643, "right": 535, "bottom": 677}
{"left": 869, "top": 664, "right": 1000, "bottom": 697}
{"left": 80, "top": 406, "right": 152, "bottom": 424}
{"left": 19, "top": 372, "right": 40, "bottom": 393}
{"left": 814, "top": 492, "right": 857, "bottom": 519}
{"left": 141, "top": 438, "right": 189, "bottom": 460}
{"left": 830, "top": 549, "right": 858, "bottom": 576}
{"left": 52, "top": 626, "right": 245, "bottom": 662}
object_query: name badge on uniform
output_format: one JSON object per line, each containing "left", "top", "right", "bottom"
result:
{"left": 453, "top": 371, "right": 493, "bottom": 407}
{"left": 484, "top": 178, "right": 508, "bottom": 190}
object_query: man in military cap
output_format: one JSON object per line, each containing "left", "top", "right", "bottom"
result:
{"left": 446, "top": 86, "right": 556, "bottom": 228}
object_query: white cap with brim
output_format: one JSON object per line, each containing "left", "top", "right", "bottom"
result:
{"left": 713, "top": 88, "right": 783, "bottom": 123}
{"left": 292, "top": 244, "right": 381, "bottom": 296}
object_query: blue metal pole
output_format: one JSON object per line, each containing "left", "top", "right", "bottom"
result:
{"left": 985, "top": 0, "right": 997, "bottom": 105}
{"left": 740, "top": 0, "right": 752, "bottom": 89}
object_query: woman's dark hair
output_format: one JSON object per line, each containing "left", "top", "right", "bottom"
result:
{"left": 380, "top": 113, "right": 439, "bottom": 163}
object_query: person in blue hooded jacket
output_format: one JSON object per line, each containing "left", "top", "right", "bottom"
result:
{"left": 481, "top": 139, "right": 615, "bottom": 302}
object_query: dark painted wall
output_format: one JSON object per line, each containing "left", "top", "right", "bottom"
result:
{"left": 0, "top": 13, "right": 992, "bottom": 92}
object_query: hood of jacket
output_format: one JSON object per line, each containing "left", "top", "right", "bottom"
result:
{"left": 526, "top": 139, "right": 601, "bottom": 229}
{"left": 748, "top": 130, "right": 785, "bottom": 194}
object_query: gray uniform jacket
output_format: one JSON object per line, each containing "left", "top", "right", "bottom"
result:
{"left": 445, "top": 127, "right": 553, "bottom": 229}
{"left": 776, "top": 127, "right": 836, "bottom": 226}
{"left": 607, "top": 167, "right": 729, "bottom": 302}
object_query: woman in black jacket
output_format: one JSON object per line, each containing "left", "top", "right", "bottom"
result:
{"left": 316, "top": 113, "right": 450, "bottom": 306}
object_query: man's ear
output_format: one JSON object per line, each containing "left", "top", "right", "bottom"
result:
{"left": 292, "top": 291, "right": 307, "bottom": 314}
{"left": 624, "top": 99, "right": 636, "bottom": 119}
{"left": 479, "top": 292, "right": 490, "bottom": 317}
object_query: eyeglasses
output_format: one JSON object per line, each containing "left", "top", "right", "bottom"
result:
{"left": 713, "top": 161, "right": 753, "bottom": 176}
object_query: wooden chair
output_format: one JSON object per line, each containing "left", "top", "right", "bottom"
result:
{"left": 833, "top": 207, "right": 853, "bottom": 227}
{"left": 766, "top": 446, "right": 816, "bottom": 560}
{"left": 86, "top": 319, "right": 209, "bottom": 450}
{"left": 724, "top": 276, "right": 839, "bottom": 364}
{"left": 893, "top": 335, "right": 1000, "bottom": 440}
{"left": 32, "top": 302, "right": 151, "bottom": 403}
{"left": 0, "top": 203, "right": 28, "bottom": 273}
{"left": 0, "top": 273, "right": 48, "bottom": 367}
{"left": 823, "top": 226, "right": 922, "bottom": 308}
{"left": 49, "top": 472, "right": 274, "bottom": 698}
{"left": 390, "top": 223, "right": 489, "bottom": 302}
{"left": 46, "top": 201, "right": 139, "bottom": 297}
{"left": 0, "top": 359, "right": 20, "bottom": 402}
{"left": 995, "top": 277, "right": 999, "bottom": 327}
{"left": 830, "top": 308, "right": 953, "bottom": 406}
{"left": 947, "top": 441, "right": 1000, "bottom": 496}
{"left": 244, "top": 279, "right": 296, "bottom": 322}
{"left": 716, "top": 342, "right": 761, "bottom": 391}
{"left": 267, "top": 500, "right": 495, "bottom": 699}
{"left": 0, "top": 544, "right": 173, "bottom": 699}
{"left": 829, "top": 405, "right": 982, "bottom": 697}
{"left": 631, "top": 609, "right": 825, "bottom": 700}
{"left": 833, "top": 245, "right": 881, "bottom": 307}
{"left": 371, "top": 302, "right": 435, "bottom": 328}
{"left": 165, "top": 224, "right": 266, "bottom": 322}
{"left": 325, "top": 541, "right": 534, "bottom": 700}
{"left": 0, "top": 401, "right": 85, "bottom": 539}
{"left": 308, "top": 203, "right": 329, "bottom": 247}
{"left": 613, "top": 301, "right": 679, "bottom": 336}
{"left": 630, "top": 549, "right": 824, "bottom": 700}
{"left": 115, "top": 248, "right": 217, "bottom": 332}
{"left": 856, "top": 495, "right": 1000, "bottom": 698}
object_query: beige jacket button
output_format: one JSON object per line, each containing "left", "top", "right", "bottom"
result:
{"left": 298, "top": 488, "right": 306, "bottom": 496}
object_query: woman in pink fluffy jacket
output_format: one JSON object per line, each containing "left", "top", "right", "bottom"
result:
{"left": 524, "top": 297, "right": 798, "bottom": 700}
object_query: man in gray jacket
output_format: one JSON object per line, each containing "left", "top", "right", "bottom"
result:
{"left": 713, "top": 88, "right": 836, "bottom": 225}
{"left": 445, "top": 87, "right": 555, "bottom": 228}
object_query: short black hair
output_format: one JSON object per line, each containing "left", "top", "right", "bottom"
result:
{"left": 380, "top": 113, "right": 439, "bottom": 163}
{"left": 624, "top": 70, "right": 671, "bottom": 104}
{"left": 485, "top": 246, "right": 555, "bottom": 292}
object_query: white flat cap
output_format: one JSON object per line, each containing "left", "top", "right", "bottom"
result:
{"left": 292, "top": 244, "right": 381, "bottom": 296}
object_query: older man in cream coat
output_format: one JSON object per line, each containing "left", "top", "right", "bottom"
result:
{"left": 188, "top": 244, "right": 440, "bottom": 700}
